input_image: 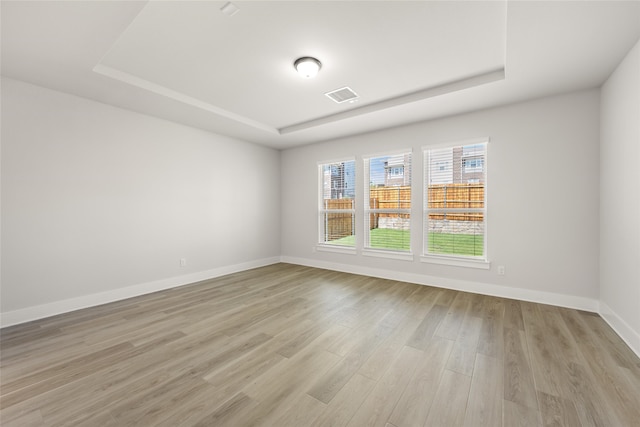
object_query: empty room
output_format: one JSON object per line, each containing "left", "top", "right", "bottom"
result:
{"left": 1, "top": 1, "right": 639, "bottom": 426}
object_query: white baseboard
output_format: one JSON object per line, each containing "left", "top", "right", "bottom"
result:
{"left": 599, "top": 301, "right": 640, "bottom": 358}
{"left": 0, "top": 257, "right": 280, "bottom": 328}
{"left": 9, "top": 256, "right": 637, "bottom": 360}
{"left": 280, "top": 256, "right": 600, "bottom": 312}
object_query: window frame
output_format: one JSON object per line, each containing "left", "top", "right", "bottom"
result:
{"left": 421, "top": 139, "right": 490, "bottom": 269}
{"left": 317, "top": 158, "right": 356, "bottom": 253}
{"left": 363, "top": 149, "right": 413, "bottom": 260}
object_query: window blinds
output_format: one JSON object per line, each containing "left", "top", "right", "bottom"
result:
{"left": 319, "top": 160, "right": 355, "bottom": 246}
{"left": 365, "top": 152, "right": 412, "bottom": 252}
{"left": 424, "top": 142, "right": 487, "bottom": 258}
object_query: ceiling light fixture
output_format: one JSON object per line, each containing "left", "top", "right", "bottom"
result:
{"left": 294, "top": 57, "right": 322, "bottom": 78}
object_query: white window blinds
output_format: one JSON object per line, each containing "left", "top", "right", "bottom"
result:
{"left": 364, "top": 152, "right": 412, "bottom": 252}
{"left": 424, "top": 141, "right": 487, "bottom": 259}
{"left": 318, "top": 160, "right": 355, "bottom": 246}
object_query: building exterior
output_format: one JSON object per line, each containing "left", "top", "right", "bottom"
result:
{"left": 383, "top": 154, "right": 412, "bottom": 187}
{"left": 323, "top": 161, "right": 355, "bottom": 200}
{"left": 428, "top": 144, "right": 485, "bottom": 185}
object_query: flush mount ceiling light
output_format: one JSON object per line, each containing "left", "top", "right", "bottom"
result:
{"left": 294, "top": 57, "right": 322, "bottom": 78}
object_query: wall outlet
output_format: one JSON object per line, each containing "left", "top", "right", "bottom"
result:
{"left": 180, "top": 258, "right": 187, "bottom": 267}
{"left": 497, "top": 265, "right": 505, "bottom": 276}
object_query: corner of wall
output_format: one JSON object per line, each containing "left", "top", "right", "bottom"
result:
{"left": 598, "top": 37, "right": 640, "bottom": 359}
{"left": 599, "top": 301, "right": 640, "bottom": 357}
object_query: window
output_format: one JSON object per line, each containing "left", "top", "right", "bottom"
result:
{"left": 463, "top": 157, "right": 483, "bottom": 172}
{"left": 364, "top": 152, "right": 412, "bottom": 253}
{"left": 424, "top": 141, "right": 487, "bottom": 261}
{"left": 436, "top": 161, "right": 449, "bottom": 171}
{"left": 319, "top": 160, "right": 355, "bottom": 247}
{"left": 389, "top": 166, "right": 404, "bottom": 177}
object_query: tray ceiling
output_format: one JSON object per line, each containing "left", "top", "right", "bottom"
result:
{"left": 2, "top": 1, "right": 639, "bottom": 148}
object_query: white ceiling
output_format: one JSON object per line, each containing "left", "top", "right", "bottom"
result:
{"left": 2, "top": 1, "right": 639, "bottom": 149}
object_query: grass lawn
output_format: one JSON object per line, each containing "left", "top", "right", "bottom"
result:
{"left": 328, "top": 228, "right": 483, "bottom": 256}
{"left": 427, "top": 232, "right": 483, "bottom": 256}
{"left": 327, "top": 228, "right": 408, "bottom": 249}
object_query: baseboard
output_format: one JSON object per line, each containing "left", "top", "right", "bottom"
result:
{"left": 599, "top": 301, "right": 640, "bottom": 358}
{"left": 0, "top": 257, "right": 280, "bottom": 328}
{"left": 4, "top": 256, "right": 636, "bottom": 359}
{"left": 280, "top": 256, "right": 600, "bottom": 312}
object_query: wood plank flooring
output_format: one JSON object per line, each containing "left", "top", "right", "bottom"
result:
{"left": 1, "top": 263, "right": 639, "bottom": 426}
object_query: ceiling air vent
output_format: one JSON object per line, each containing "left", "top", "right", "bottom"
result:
{"left": 325, "top": 86, "right": 359, "bottom": 104}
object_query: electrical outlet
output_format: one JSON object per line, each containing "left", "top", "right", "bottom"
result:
{"left": 180, "top": 258, "right": 187, "bottom": 267}
{"left": 497, "top": 265, "right": 505, "bottom": 276}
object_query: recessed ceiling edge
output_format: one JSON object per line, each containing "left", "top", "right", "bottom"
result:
{"left": 278, "top": 68, "right": 505, "bottom": 135}
{"left": 92, "top": 64, "right": 278, "bottom": 134}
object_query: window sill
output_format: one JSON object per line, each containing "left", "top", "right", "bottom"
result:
{"left": 420, "top": 255, "right": 490, "bottom": 269}
{"left": 316, "top": 244, "right": 357, "bottom": 255}
{"left": 363, "top": 249, "right": 414, "bottom": 261}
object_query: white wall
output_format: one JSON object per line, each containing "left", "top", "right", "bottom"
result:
{"left": 600, "top": 39, "right": 640, "bottom": 355}
{"left": 281, "top": 90, "right": 601, "bottom": 310}
{"left": 1, "top": 77, "right": 281, "bottom": 325}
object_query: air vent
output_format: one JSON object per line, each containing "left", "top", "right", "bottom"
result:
{"left": 325, "top": 87, "right": 359, "bottom": 104}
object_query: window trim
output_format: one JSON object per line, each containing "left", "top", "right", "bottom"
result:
{"left": 363, "top": 248, "right": 414, "bottom": 261}
{"left": 422, "top": 139, "right": 489, "bottom": 264}
{"left": 420, "top": 254, "right": 490, "bottom": 269}
{"left": 317, "top": 244, "right": 356, "bottom": 255}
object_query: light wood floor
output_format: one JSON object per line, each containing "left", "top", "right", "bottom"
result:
{"left": 1, "top": 263, "right": 639, "bottom": 426}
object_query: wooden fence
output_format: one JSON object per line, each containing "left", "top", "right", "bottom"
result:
{"left": 322, "top": 199, "right": 354, "bottom": 241}
{"left": 368, "top": 186, "right": 410, "bottom": 229}
{"left": 323, "top": 184, "right": 484, "bottom": 239}
{"left": 427, "top": 183, "right": 484, "bottom": 221}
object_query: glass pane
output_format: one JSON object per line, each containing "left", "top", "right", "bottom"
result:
{"left": 369, "top": 154, "right": 411, "bottom": 190}
{"left": 368, "top": 153, "right": 412, "bottom": 251}
{"left": 367, "top": 213, "right": 411, "bottom": 251}
{"left": 322, "top": 212, "right": 355, "bottom": 246}
{"left": 427, "top": 183, "right": 484, "bottom": 210}
{"left": 426, "top": 143, "right": 485, "bottom": 208}
{"left": 320, "top": 160, "right": 355, "bottom": 246}
{"left": 322, "top": 161, "right": 355, "bottom": 201}
{"left": 427, "top": 212, "right": 484, "bottom": 257}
